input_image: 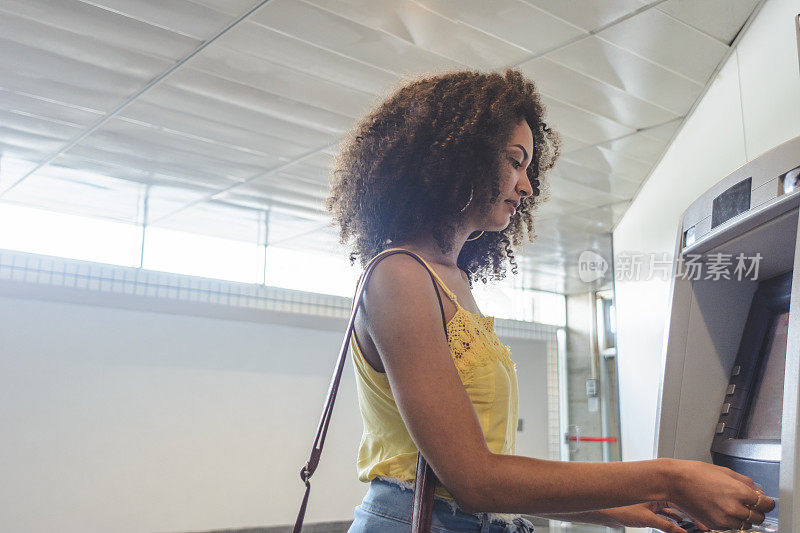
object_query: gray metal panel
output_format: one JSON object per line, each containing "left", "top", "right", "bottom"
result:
{"left": 672, "top": 277, "right": 756, "bottom": 462}
{"left": 752, "top": 177, "right": 781, "bottom": 210}
{"left": 715, "top": 439, "right": 781, "bottom": 462}
{"left": 684, "top": 190, "right": 800, "bottom": 263}
{"left": 659, "top": 136, "right": 800, "bottom": 531}
{"left": 655, "top": 273, "right": 694, "bottom": 459}
{"left": 703, "top": 209, "right": 799, "bottom": 281}
{"left": 655, "top": 217, "right": 693, "bottom": 459}
{"left": 682, "top": 135, "right": 800, "bottom": 232}
{"left": 780, "top": 213, "right": 800, "bottom": 530}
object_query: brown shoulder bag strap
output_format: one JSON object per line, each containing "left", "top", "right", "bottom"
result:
{"left": 293, "top": 249, "right": 446, "bottom": 533}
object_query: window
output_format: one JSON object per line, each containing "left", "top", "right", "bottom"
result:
{"left": 1, "top": 202, "right": 565, "bottom": 325}
{"left": 142, "top": 226, "right": 265, "bottom": 284}
{"left": 265, "top": 245, "right": 362, "bottom": 298}
{"left": 0, "top": 203, "right": 141, "bottom": 267}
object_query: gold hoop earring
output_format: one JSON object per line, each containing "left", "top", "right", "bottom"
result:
{"left": 466, "top": 230, "right": 484, "bottom": 242}
{"left": 459, "top": 186, "right": 474, "bottom": 213}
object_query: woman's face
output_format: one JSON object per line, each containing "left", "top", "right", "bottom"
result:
{"left": 480, "top": 119, "right": 535, "bottom": 231}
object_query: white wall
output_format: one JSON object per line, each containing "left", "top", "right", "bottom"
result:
{"left": 0, "top": 286, "right": 550, "bottom": 532}
{"left": 614, "top": 0, "right": 800, "bottom": 467}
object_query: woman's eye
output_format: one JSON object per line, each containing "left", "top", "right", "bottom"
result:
{"left": 509, "top": 158, "right": 522, "bottom": 169}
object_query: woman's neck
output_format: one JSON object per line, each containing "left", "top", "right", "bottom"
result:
{"left": 390, "top": 228, "right": 473, "bottom": 268}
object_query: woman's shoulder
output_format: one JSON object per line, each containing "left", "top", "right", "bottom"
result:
{"left": 356, "top": 251, "right": 451, "bottom": 335}
{"left": 364, "top": 250, "right": 446, "bottom": 300}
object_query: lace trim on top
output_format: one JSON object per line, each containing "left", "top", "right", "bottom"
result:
{"left": 393, "top": 251, "right": 516, "bottom": 386}
{"left": 443, "top": 293, "right": 517, "bottom": 386}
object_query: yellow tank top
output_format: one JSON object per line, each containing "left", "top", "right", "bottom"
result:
{"left": 350, "top": 247, "right": 519, "bottom": 500}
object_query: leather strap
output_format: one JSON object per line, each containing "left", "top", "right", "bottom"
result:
{"left": 293, "top": 249, "right": 446, "bottom": 533}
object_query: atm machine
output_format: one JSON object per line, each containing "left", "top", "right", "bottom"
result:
{"left": 655, "top": 135, "right": 800, "bottom": 532}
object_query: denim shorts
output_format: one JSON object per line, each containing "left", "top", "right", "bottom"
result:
{"left": 348, "top": 477, "right": 535, "bottom": 532}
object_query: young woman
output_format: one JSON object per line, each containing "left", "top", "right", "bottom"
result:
{"left": 325, "top": 69, "right": 774, "bottom": 532}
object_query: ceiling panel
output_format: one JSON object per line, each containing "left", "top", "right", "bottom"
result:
{"left": 534, "top": 195, "right": 592, "bottom": 219}
{"left": 540, "top": 95, "right": 635, "bottom": 145}
{"left": 560, "top": 145, "right": 653, "bottom": 182}
{"left": 118, "top": 100, "right": 331, "bottom": 162}
{"left": 279, "top": 153, "right": 335, "bottom": 184}
{"left": 81, "top": 0, "right": 239, "bottom": 40}
{"left": 265, "top": 210, "right": 334, "bottom": 247}
{"left": 546, "top": 210, "right": 610, "bottom": 231}
{"left": 657, "top": 0, "right": 761, "bottom": 45}
{"left": 0, "top": 158, "right": 38, "bottom": 189}
{"left": 215, "top": 21, "right": 399, "bottom": 94}
{"left": 215, "top": 171, "right": 329, "bottom": 213}
{"left": 535, "top": 217, "right": 612, "bottom": 245}
{"left": 60, "top": 134, "right": 276, "bottom": 197}
{"left": 641, "top": 118, "right": 683, "bottom": 141}
{"left": 50, "top": 153, "right": 218, "bottom": 197}
{"left": 595, "top": 127, "right": 673, "bottom": 162}
{"left": 0, "top": 111, "right": 81, "bottom": 153}
{"left": 411, "top": 0, "right": 586, "bottom": 57}
{"left": 303, "top": 0, "right": 576, "bottom": 67}
{"left": 546, "top": 35, "right": 704, "bottom": 114}
{"left": 519, "top": 57, "right": 679, "bottom": 129}
{"left": 0, "top": 87, "right": 104, "bottom": 130}
{"left": 556, "top": 133, "right": 590, "bottom": 156}
{"left": 164, "top": 68, "right": 355, "bottom": 135}
{"left": 273, "top": 223, "right": 350, "bottom": 256}
{"left": 524, "top": 0, "right": 648, "bottom": 32}
{"left": 126, "top": 88, "right": 338, "bottom": 151}
{"left": 331, "top": 1, "right": 534, "bottom": 69}
{"left": 144, "top": 185, "right": 216, "bottom": 223}
{"left": 551, "top": 160, "right": 641, "bottom": 198}
{"left": 0, "top": 0, "right": 201, "bottom": 60}
{"left": 546, "top": 175, "right": 628, "bottom": 207}
{"left": 0, "top": 37, "right": 168, "bottom": 113}
{"left": 577, "top": 201, "right": 632, "bottom": 229}
{"left": 188, "top": 0, "right": 259, "bottom": 17}
{"left": 250, "top": 0, "right": 464, "bottom": 74}
{"left": 2, "top": 168, "right": 142, "bottom": 223}
{"left": 185, "top": 46, "right": 375, "bottom": 118}
{"left": 597, "top": 7, "right": 729, "bottom": 83}
{"left": 79, "top": 118, "right": 285, "bottom": 178}
{"left": 61, "top": 144, "right": 241, "bottom": 191}
{"left": 0, "top": 13, "right": 176, "bottom": 83}
{"left": 151, "top": 200, "right": 264, "bottom": 243}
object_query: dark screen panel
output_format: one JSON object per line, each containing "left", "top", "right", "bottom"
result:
{"left": 712, "top": 177, "right": 752, "bottom": 229}
{"left": 744, "top": 311, "right": 789, "bottom": 439}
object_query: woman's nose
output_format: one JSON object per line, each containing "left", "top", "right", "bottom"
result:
{"left": 517, "top": 174, "right": 533, "bottom": 197}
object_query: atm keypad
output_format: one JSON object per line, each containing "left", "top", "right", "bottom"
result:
{"left": 721, "top": 403, "right": 731, "bottom": 415}
{"left": 731, "top": 365, "right": 741, "bottom": 376}
{"left": 726, "top": 384, "right": 736, "bottom": 395}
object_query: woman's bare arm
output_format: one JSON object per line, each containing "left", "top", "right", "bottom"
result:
{"left": 359, "top": 255, "right": 773, "bottom": 529}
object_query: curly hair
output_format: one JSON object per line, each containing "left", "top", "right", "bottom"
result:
{"left": 325, "top": 68, "right": 560, "bottom": 286}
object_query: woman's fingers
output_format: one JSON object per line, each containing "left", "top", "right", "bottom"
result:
{"left": 748, "top": 509, "right": 766, "bottom": 524}
{"left": 752, "top": 491, "right": 776, "bottom": 514}
{"left": 730, "top": 470, "right": 759, "bottom": 489}
{"left": 655, "top": 506, "right": 684, "bottom": 523}
{"left": 649, "top": 516, "right": 687, "bottom": 533}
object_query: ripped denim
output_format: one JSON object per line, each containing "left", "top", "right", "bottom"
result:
{"left": 348, "top": 476, "right": 535, "bottom": 532}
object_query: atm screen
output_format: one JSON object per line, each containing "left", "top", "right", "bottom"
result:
{"left": 743, "top": 311, "right": 790, "bottom": 439}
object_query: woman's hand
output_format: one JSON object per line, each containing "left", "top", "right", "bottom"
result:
{"left": 599, "top": 501, "right": 703, "bottom": 533}
{"left": 667, "top": 459, "right": 775, "bottom": 530}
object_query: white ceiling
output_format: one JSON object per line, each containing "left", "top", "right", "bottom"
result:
{"left": 0, "top": 0, "right": 763, "bottom": 294}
